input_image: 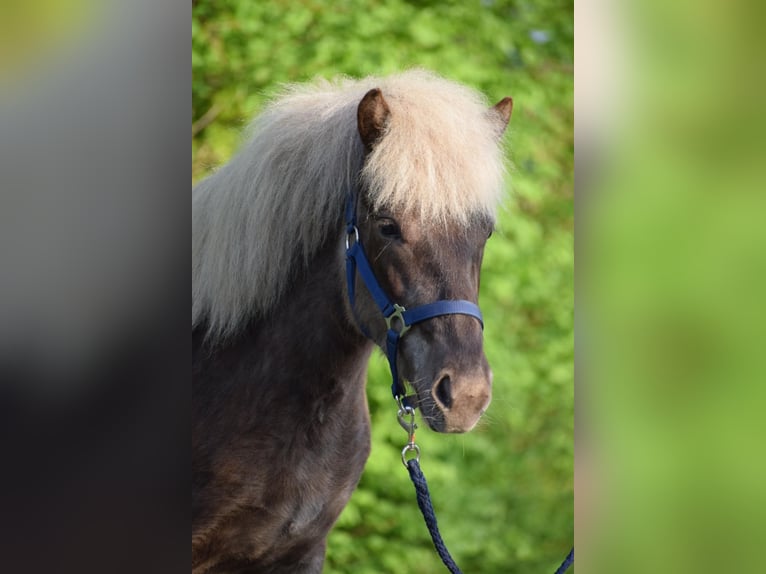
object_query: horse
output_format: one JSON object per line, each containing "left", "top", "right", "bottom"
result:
{"left": 192, "top": 70, "right": 512, "bottom": 573}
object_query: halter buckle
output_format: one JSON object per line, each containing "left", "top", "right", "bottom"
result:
{"left": 345, "top": 225, "right": 359, "bottom": 250}
{"left": 385, "top": 304, "right": 411, "bottom": 336}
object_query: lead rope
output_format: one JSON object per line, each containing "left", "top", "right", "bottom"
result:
{"left": 554, "top": 548, "right": 574, "bottom": 574}
{"left": 398, "top": 404, "right": 462, "bottom": 574}
{"left": 398, "top": 404, "right": 574, "bottom": 574}
{"left": 406, "top": 458, "right": 463, "bottom": 574}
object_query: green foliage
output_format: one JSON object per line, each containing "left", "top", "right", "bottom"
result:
{"left": 193, "top": 1, "right": 572, "bottom": 571}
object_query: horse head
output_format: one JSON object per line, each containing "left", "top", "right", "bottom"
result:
{"left": 348, "top": 87, "right": 512, "bottom": 433}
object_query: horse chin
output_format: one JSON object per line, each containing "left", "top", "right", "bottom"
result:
{"left": 417, "top": 397, "right": 479, "bottom": 434}
{"left": 418, "top": 401, "right": 448, "bottom": 432}
{"left": 420, "top": 407, "right": 482, "bottom": 434}
{"left": 425, "top": 410, "right": 483, "bottom": 434}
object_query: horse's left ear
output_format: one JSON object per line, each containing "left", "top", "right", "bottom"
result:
{"left": 357, "top": 88, "right": 391, "bottom": 151}
{"left": 490, "top": 96, "right": 513, "bottom": 137}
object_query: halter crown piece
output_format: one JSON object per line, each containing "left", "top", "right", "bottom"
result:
{"left": 344, "top": 191, "right": 485, "bottom": 405}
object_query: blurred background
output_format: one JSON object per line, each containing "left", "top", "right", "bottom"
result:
{"left": 577, "top": 1, "right": 766, "bottom": 572}
{"left": 193, "top": 2, "right": 574, "bottom": 573}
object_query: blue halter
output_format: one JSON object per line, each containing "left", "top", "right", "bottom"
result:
{"left": 344, "top": 193, "right": 484, "bottom": 403}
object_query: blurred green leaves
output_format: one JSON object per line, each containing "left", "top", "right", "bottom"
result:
{"left": 577, "top": 0, "right": 766, "bottom": 570}
{"left": 192, "top": 1, "right": 572, "bottom": 572}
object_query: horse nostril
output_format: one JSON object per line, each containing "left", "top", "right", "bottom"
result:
{"left": 434, "top": 375, "right": 453, "bottom": 409}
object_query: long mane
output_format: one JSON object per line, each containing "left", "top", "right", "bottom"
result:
{"left": 193, "top": 70, "right": 508, "bottom": 339}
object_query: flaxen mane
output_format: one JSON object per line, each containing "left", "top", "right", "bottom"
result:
{"left": 192, "top": 70, "right": 507, "bottom": 339}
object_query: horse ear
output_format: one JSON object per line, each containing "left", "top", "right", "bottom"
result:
{"left": 357, "top": 88, "right": 391, "bottom": 151}
{"left": 490, "top": 96, "right": 513, "bottom": 137}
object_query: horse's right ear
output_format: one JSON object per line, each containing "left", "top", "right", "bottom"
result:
{"left": 357, "top": 88, "right": 391, "bottom": 151}
{"left": 490, "top": 96, "right": 513, "bottom": 138}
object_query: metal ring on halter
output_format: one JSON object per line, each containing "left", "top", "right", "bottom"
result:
{"left": 345, "top": 225, "right": 359, "bottom": 249}
{"left": 401, "top": 443, "right": 420, "bottom": 467}
{"left": 385, "top": 303, "right": 411, "bottom": 336}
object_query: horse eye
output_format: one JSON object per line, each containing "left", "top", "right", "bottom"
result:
{"left": 378, "top": 220, "right": 402, "bottom": 239}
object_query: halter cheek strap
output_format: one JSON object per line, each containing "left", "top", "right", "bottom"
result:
{"left": 344, "top": 194, "right": 484, "bottom": 402}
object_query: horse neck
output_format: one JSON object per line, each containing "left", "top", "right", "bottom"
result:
{"left": 193, "top": 233, "right": 373, "bottom": 396}
{"left": 192, "top": 235, "right": 375, "bottom": 573}
{"left": 265, "top": 236, "right": 372, "bottom": 371}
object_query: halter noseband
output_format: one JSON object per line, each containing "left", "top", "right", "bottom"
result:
{"left": 344, "top": 192, "right": 484, "bottom": 404}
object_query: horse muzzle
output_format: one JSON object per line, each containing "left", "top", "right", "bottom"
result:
{"left": 422, "top": 366, "right": 492, "bottom": 433}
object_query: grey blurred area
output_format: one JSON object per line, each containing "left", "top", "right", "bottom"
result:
{"left": 0, "top": 0, "right": 185, "bottom": 394}
{"left": 0, "top": 1, "right": 188, "bottom": 572}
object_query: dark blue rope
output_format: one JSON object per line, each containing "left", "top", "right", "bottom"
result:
{"left": 554, "top": 547, "right": 574, "bottom": 573}
{"left": 406, "top": 459, "right": 463, "bottom": 574}
{"left": 407, "top": 459, "right": 574, "bottom": 573}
